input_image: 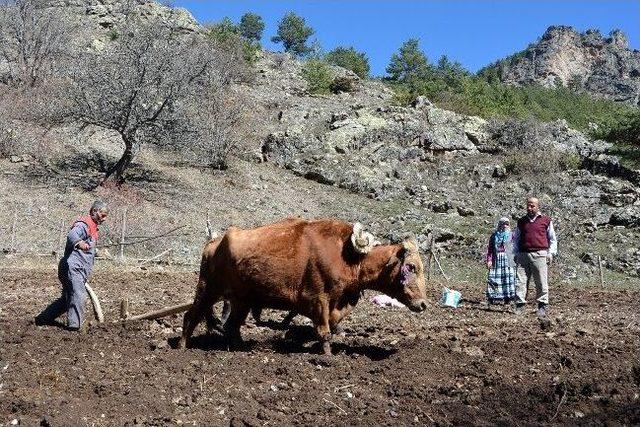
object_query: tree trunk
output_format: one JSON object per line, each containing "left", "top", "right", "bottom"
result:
{"left": 102, "top": 138, "right": 134, "bottom": 187}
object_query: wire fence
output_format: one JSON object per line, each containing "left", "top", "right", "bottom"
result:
{"left": 0, "top": 202, "right": 208, "bottom": 267}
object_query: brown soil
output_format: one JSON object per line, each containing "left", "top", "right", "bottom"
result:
{"left": 1, "top": 264, "right": 639, "bottom": 426}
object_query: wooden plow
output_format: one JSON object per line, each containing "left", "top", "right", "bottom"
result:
{"left": 119, "top": 299, "right": 193, "bottom": 321}
{"left": 85, "top": 288, "right": 192, "bottom": 323}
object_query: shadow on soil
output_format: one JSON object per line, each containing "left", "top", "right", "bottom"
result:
{"left": 168, "top": 324, "right": 397, "bottom": 360}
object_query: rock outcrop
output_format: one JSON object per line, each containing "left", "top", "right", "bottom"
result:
{"left": 43, "top": 0, "right": 200, "bottom": 34}
{"left": 483, "top": 26, "right": 640, "bottom": 105}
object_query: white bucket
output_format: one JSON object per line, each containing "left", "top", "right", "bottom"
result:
{"left": 441, "top": 288, "right": 462, "bottom": 308}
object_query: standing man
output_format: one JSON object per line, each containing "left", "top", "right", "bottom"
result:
{"left": 36, "top": 200, "right": 109, "bottom": 330}
{"left": 513, "top": 197, "right": 557, "bottom": 317}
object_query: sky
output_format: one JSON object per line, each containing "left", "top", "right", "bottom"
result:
{"left": 172, "top": 1, "right": 640, "bottom": 77}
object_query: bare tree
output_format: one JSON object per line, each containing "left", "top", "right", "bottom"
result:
{"left": 60, "top": 20, "right": 242, "bottom": 186}
{"left": 0, "top": 0, "right": 71, "bottom": 87}
{"left": 175, "top": 88, "right": 248, "bottom": 169}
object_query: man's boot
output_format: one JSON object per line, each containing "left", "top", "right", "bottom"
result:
{"left": 514, "top": 303, "right": 525, "bottom": 315}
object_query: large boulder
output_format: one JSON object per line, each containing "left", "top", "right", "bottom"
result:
{"left": 323, "top": 112, "right": 388, "bottom": 153}
{"left": 420, "top": 107, "right": 479, "bottom": 153}
{"left": 610, "top": 207, "right": 640, "bottom": 228}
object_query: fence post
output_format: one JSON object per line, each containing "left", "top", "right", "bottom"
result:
{"left": 598, "top": 255, "right": 604, "bottom": 288}
{"left": 426, "top": 232, "right": 433, "bottom": 281}
{"left": 120, "top": 299, "right": 129, "bottom": 319}
{"left": 56, "top": 219, "right": 65, "bottom": 259}
{"left": 9, "top": 209, "right": 17, "bottom": 253}
{"left": 119, "top": 208, "right": 127, "bottom": 261}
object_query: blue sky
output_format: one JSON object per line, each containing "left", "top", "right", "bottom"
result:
{"left": 173, "top": 1, "right": 640, "bottom": 77}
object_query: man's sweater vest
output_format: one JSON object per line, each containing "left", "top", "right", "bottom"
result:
{"left": 517, "top": 215, "right": 550, "bottom": 252}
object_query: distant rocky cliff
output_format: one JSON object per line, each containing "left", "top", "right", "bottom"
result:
{"left": 482, "top": 26, "right": 640, "bottom": 106}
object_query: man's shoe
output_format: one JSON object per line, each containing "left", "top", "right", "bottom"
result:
{"left": 514, "top": 304, "right": 525, "bottom": 315}
{"left": 537, "top": 304, "right": 548, "bottom": 317}
{"left": 34, "top": 316, "right": 54, "bottom": 327}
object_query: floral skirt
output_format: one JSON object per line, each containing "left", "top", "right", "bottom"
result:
{"left": 487, "top": 252, "right": 516, "bottom": 301}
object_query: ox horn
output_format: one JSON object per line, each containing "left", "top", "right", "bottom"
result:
{"left": 351, "top": 222, "right": 378, "bottom": 254}
{"left": 402, "top": 238, "right": 419, "bottom": 254}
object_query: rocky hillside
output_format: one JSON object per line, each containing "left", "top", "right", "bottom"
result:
{"left": 248, "top": 51, "right": 640, "bottom": 280}
{"left": 1, "top": 1, "right": 640, "bottom": 284}
{"left": 44, "top": 0, "right": 199, "bottom": 34}
{"left": 482, "top": 26, "right": 640, "bottom": 105}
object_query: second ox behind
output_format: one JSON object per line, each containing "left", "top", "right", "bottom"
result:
{"left": 179, "top": 218, "right": 428, "bottom": 355}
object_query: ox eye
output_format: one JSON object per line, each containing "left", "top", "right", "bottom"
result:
{"left": 406, "top": 264, "right": 416, "bottom": 273}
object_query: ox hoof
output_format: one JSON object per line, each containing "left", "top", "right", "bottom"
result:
{"left": 322, "top": 341, "right": 332, "bottom": 356}
{"left": 330, "top": 324, "right": 344, "bottom": 335}
{"left": 177, "top": 338, "right": 188, "bottom": 349}
{"left": 225, "top": 336, "right": 245, "bottom": 351}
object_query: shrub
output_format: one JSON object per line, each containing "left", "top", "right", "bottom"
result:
{"left": 0, "top": 0, "right": 72, "bottom": 87}
{"left": 107, "top": 29, "right": 119, "bottom": 41}
{"left": 325, "top": 46, "right": 369, "bottom": 78}
{"left": 242, "top": 40, "right": 261, "bottom": 66}
{"left": 592, "top": 110, "right": 640, "bottom": 145}
{"left": 559, "top": 153, "right": 583, "bottom": 171}
{"left": 503, "top": 146, "right": 566, "bottom": 177}
{"left": 330, "top": 76, "right": 357, "bottom": 93}
{"left": 208, "top": 17, "right": 238, "bottom": 44}
{"left": 302, "top": 59, "right": 333, "bottom": 94}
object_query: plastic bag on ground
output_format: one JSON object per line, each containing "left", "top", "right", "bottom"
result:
{"left": 370, "top": 294, "right": 405, "bottom": 308}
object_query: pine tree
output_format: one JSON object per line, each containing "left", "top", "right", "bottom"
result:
{"left": 271, "top": 12, "right": 315, "bottom": 57}
{"left": 239, "top": 12, "right": 264, "bottom": 42}
{"left": 386, "top": 38, "right": 430, "bottom": 82}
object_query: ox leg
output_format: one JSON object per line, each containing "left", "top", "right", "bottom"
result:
{"left": 179, "top": 306, "right": 203, "bottom": 349}
{"left": 315, "top": 323, "right": 332, "bottom": 356}
{"left": 204, "top": 303, "right": 224, "bottom": 335}
{"left": 223, "top": 302, "right": 250, "bottom": 350}
{"left": 312, "top": 303, "right": 332, "bottom": 356}
{"left": 220, "top": 301, "right": 231, "bottom": 325}
{"left": 329, "top": 304, "right": 354, "bottom": 335}
{"left": 251, "top": 307, "right": 263, "bottom": 325}
{"left": 179, "top": 280, "right": 220, "bottom": 349}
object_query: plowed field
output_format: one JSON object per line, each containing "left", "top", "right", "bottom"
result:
{"left": 1, "top": 265, "right": 639, "bottom": 426}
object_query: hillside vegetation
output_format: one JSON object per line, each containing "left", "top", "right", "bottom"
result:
{"left": 1, "top": 1, "right": 639, "bottom": 284}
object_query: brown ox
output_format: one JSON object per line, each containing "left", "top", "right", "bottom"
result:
{"left": 192, "top": 235, "right": 295, "bottom": 333}
{"left": 179, "top": 218, "right": 428, "bottom": 354}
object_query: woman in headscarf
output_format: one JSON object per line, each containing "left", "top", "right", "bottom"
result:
{"left": 485, "top": 217, "right": 516, "bottom": 305}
